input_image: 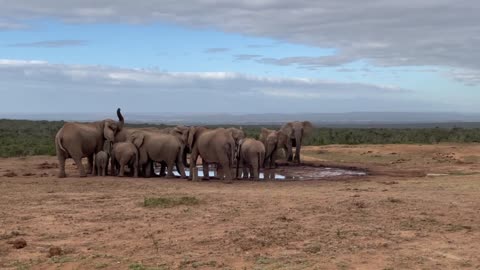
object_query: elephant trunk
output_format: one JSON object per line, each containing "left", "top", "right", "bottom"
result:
{"left": 117, "top": 108, "right": 124, "bottom": 130}
{"left": 182, "top": 146, "right": 190, "bottom": 167}
{"left": 294, "top": 128, "right": 303, "bottom": 162}
{"left": 236, "top": 142, "right": 242, "bottom": 179}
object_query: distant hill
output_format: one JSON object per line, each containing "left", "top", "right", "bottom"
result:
{"left": 2, "top": 112, "right": 480, "bottom": 127}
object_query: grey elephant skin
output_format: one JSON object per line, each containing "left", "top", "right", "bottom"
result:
{"left": 93, "top": 151, "right": 109, "bottom": 176}
{"left": 188, "top": 127, "right": 236, "bottom": 182}
{"left": 55, "top": 108, "right": 124, "bottom": 178}
{"left": 111, "top": 142, "right": 139, "bottom": 177}
{"left": 280, "top": 121, "right": 314, "bottom": 163}
{"left": 236, "top": 138, "right": 265, "bottom": 180}
{"left": 115, "top": 126, "right": 190, "bottom": 176}
{"left": 129, "top": 130, "right": 186, "bottom": 178}
{"left": 259, "top": 128, "right": 289, "bottom": 168}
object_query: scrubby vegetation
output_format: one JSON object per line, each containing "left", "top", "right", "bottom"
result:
{"left": 143, "top": 196, "right": 199, "bottom": 208}
{"left": 1, "top": 119, "right": 480, "bottom": 157}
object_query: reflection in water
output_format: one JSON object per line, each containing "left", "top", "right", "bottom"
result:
{"left": 155, "top": 164, "right": 366, "bottom": 180}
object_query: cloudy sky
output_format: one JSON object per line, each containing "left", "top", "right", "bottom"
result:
{"left": 0, "top": 0, "right": 478, "bottom": 114}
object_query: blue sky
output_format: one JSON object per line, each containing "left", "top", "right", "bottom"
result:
{"left": 0, "top": 1, "right": 478, "bottom": 114}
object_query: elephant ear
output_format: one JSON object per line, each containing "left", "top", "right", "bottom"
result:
{"left": 227, "top": 128, "right": 239, "bottom": 140}
{"left": 277, "top": 130, "right": 289, "bottom": 147}
{"left": 259, "top": 128, "right": 270, "bottom": 142}
{"left": 172, "top": 126, "right": 188, "bottom": 145}
{"left": 103, "top": 122, "right": 115, "bottom": 142}
{"left": 302, "top": 121, "right": 314, "bottom": 137}
{"left": 130, "top": 132, "right": 145, "bottom": 148}
{"left": 280, "top": 123, "right": 294, "bottom": 138}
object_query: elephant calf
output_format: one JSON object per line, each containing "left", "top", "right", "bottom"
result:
{"left": 237, "top": 138, "right": 265, "bottom": 180}
{"left": 111, "top": 142, "right": 139, "bottom": 177}
{"left": 93, "top": 151, "right": 109, "bottom": 176}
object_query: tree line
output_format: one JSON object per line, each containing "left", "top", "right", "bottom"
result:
{"left": 1, "top": 119, "right": 479, "bottom": 157}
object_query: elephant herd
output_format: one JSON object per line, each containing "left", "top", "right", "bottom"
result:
{"left": 55, "top": 108, "right": 314, "bottom": 181}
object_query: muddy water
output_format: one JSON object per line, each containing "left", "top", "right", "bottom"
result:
{"left": 155, "top": 165, "right": 366, "bottom": 180}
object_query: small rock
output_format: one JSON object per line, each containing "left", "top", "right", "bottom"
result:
{"left": 48, "top": 246, "right": 63, "bottom": 257}
{"left": 10, "top": 238, "right": 27, "bottom": 249}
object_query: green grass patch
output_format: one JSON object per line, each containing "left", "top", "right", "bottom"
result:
{"left": 143, "top": 196, "right": 200, "bottom": 208}
{"left": 129, "top": 263, "right": 169, "bottom": 270}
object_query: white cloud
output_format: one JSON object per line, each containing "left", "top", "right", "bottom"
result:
{"left": 0, "top": 58, "right": 422, "bottom": 113}
{"left": 0, "top": 1, "right": 478, "bottom": 73}
{"left": 448, "top": 69, "right": 480, "bottom": 86}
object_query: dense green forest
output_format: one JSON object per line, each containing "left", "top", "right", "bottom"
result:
{"left": 1, "top": 119, "right": 480, "bottom": 157}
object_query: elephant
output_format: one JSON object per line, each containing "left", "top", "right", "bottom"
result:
{"left": 280, "top": 121, "right": 314, "bottom": 163}
{"left": 55, "top": 108, "right": 124, "bottom": 178}
{"left": 93, "top": 140, "right": 112, "bottom": 176}
{"left": 259, "top": 128, "right": 289, "bottom": 168}
{"left": 188, "top": 127, "right": 236, "bottom": 182}
{"left": 129, "top": 130, "right": 186, "bottom": 178}
{"left": 227, "top": 127, "right": 246, "bottom": 163}
{"left": 110, "top": 142, "right": 139, "bottom": 177}
{"left": 156, "top": 125, "right": 191, "bottom": 176}
{"left": 115, "top": 126, "right": 190, "bottom": 177}
{"left": 93, "top": 151, "right": 109, "bottom": 176}
{"left": 227, "top": 127, "right": 246, "bottom": 146}
{"left": 236, "top": 138, "right": 265, "bottom": 180}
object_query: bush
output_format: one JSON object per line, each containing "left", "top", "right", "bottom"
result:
{"left": 1, "top": 119, "right": 480, "bottom": 158}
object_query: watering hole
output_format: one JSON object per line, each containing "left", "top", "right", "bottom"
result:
{"left": 155, "top": 165, "right": 366, "bottom": 180}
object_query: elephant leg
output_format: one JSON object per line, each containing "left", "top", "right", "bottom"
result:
{"left": 159, "top": 162, "right": 167, "bottom": 177}
{"left": 269, "top": 154, "right": 276, "bottom": 169}
{"left": 92, "top": 157, "right": 97, "bottom": 176}
{"left": 133, "top": 158, "right": 139, "bottom": 178}
{"left": 145, "top": 160, "right": 153, "bottom": 178}
{"left": 294, "top": 144, "right": 301, "bottom": 163}
{"left": 263, "top": 156, "right": 270, "bottom": 169}
{"left": 242, "top": 161, "right": 248, "bottom": 179}
{"left": 166, "top": 159, "right": 175, "bottom": 178}
{"left": 57, "top": 153, "right": 67, "bottom": 178}
{"left": 73, "top": 156, "right": 86, "bottom": 177}
{"left": 189, "top": 148, "right": 200, "bottom": 181}
{"left": 176, "top": 160, "right": 186, "bottom": 179}
{"left": 87, "top": 155, "right": 94, "bottom": 174}
{"left": 252, "top": 163, "right": 259, "bottom": 180}
{"left": 105, "top": 160, "right": 109, "bottom": 176}
{"left": 286, "top": 143, "right": 293, "bottom": 162}
{"left": 119, "top": 162, "right": 125, "bottom": 177}
{"left": 110, "top": 156, "right": 115, "bottom": 176}
{"left": 215, "top": 164, "right": 221, "bottom": 179}
{"left": 202, "top": 162, "right": 210, "bottom": 180}
{"left": 221, "top": 161, "right": 233, "bottom": 183}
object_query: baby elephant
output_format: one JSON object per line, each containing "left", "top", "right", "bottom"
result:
{"left": 111, "top": 142, "right": 139, "bottom": 177}
{"left": 236, "top": 138, "right": 266, "bottom": 180}
{"left": 93, "top": 151, "right": 109, "bottom": 176}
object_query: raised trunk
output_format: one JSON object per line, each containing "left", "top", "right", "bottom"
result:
{"left": 116, "top": 108, "right": 124, "bottom": 130}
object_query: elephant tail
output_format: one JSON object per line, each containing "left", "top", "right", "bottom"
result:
{"left": 258, "top": 150, "right": 265, "bottom": 170}
{"left": 110, "top": 149, "right": 116, "bottom": 176}
{"left": 55, "top": 127, "right": 68, "bottom": 154}
{"left": 236, "top": 142, "right": 242, "bottom": 179}
{"left": 134, "top": 148, "right": 139, "bottom": 172}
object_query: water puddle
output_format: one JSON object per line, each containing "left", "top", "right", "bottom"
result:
{"left": 155, "top": 164, "right": 366, "bottom": 180}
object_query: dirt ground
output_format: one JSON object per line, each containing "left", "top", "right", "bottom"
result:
{"left": 1, "top": 143, "right": 480, "bottom": 270}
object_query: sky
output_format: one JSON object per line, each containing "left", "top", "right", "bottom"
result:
{"left": 0, "top": 0, "right": 479, "bottom": 114}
